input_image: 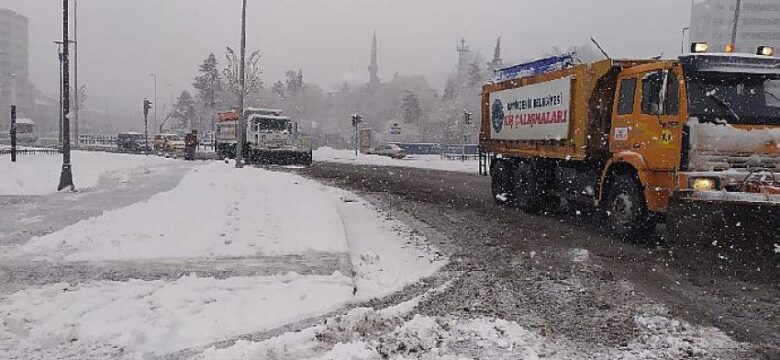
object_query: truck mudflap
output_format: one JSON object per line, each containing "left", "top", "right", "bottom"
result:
{"left": 666, "top": 190, "right": 779, "bottom": 268}
{"left": 248, "top": 149, "right": 313, "bottom": 166}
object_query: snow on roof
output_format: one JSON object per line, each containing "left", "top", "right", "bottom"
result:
{"left": 247, "top": 114, "right": 291, "bottom": 121}
{"left": 245, "top": 108, "right": 284, "bottom": 116}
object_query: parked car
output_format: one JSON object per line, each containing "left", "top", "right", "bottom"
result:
{"left": 366, "top": 144, "right": 406, "bottom": 159}
{"left": 117, "top": 132, "right": 146, "bottom": 152}
{"left": 154, "top": 133, "right": 185, "bottom": 151}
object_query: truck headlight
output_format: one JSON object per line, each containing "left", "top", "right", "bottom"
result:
{"left": 691, "top": 177, "right": 718, "bottom": 191}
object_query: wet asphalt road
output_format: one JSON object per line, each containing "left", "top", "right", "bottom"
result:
{"left": 298, "top": 161, "right": 780, "bottom": 359}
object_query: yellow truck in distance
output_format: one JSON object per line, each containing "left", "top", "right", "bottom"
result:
{"left": 481, "top": 49, "right": 780, "bottom": 239}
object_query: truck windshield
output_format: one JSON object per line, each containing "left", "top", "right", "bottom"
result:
{"left": 254, "top": 119, "right": 289, "bottom": 131}
{"left": 687, "top": 72, "right": 780, "bottom": 125}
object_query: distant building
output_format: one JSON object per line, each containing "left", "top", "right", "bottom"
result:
{"left": 0, "top": 8, "right": 33, "bottom": 131}
{"left": 691, "top": 0, "right": 780, "bottom": 54}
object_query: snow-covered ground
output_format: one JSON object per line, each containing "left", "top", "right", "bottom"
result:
{"left": 314, "top": 147, "right": 479, "bottom": 174}
{"left": 0, "top": 160, "right": 444, "bottom": 358}
{"left": 201, "top": 287, "right": 743, "bottom": 360}
{"left": 0, "top": 151, "right": 171, "bottom": 196}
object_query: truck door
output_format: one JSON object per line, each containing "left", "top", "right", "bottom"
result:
{"left": 613, "top": 67, "right": 683, "bottom": 171}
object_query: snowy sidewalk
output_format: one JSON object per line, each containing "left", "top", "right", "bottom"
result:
{"left": 0, "top": 161, "right": 444, "bottom": 359}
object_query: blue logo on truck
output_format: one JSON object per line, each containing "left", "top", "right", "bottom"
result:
{"left": 491, "top": 99, "right": 504, "bottom": 133}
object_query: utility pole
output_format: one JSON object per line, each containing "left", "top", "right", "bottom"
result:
{"left": 55, "top": 42, "right": 63, "bottom": 146}
{"left": 235, "top": 0, "right": 248, "bottom": 168}
{"left": 58, "top": 0, "right": 75, "bottom": 191}
{"left": 73, "top": 0, "right": 79, "bottom": 147}
{"left": 730, "top": 0, "right": 743, "bottom": 49}
{"left": 9, "top": 74, "right": 16, "bottom": 162}
{"left": 149, "top": 74, "right": 157, "bottom": 135}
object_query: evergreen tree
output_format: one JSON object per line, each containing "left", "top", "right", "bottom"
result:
{"left": 193, "top": 53, "right": 223, "bottom": 109}
{"left": 171, "top": 91, "right": 197, "bottom": 131}
{"left": 285, "top": 70, "right": 304, "bottom": 95}
{"left": 271, "top": 80, "right": 286, "bottom": 99}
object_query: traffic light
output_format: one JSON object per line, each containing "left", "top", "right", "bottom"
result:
{"left": 351, "top": 114, "right": 363, "bottom": 127}
{"left": 143, "top": 98, "right": 153, "bottom": 116}
{"left": 464, "top": 111, "right": 473, "bottom": 125}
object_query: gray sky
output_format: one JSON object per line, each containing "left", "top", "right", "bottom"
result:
{"left": 5, "top": 0, "right": 692, "bottom": 114}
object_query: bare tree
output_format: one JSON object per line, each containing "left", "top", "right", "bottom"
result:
{"left": 224, "top": 47, "right": 263, "bottom": 96}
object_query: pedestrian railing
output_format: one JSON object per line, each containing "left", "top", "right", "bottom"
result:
{"left": 1, "top": 148, "right": 61, "bottom": 155}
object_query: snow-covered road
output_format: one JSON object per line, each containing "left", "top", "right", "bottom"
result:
{"left": 0, "top": 157, "right": 445, "bottom": 359}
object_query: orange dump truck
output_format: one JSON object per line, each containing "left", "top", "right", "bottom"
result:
{"left": 481, "top": 51, "right": 780, "bottom": 240}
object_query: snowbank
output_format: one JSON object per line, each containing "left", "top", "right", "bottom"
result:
{"left": 0, "top": 151, "right": 171, "bottom": 196}
{"left": 0, "top": 273, "right": 356, "bottom": 355}
{"left": 203, "top": 302, "right": 745, "bottom": 360}
{"left": 314, "top": 147, "right": 479, "bottom": 174}
{"left": 19, "top": 162, "right": 349, "bottom": 261}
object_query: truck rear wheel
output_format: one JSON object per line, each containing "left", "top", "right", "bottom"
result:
{"left": 491, "top": 160, "right": 513, "bottom": 205}
{"left": 605, "top": 175, "right": 653, "bottom": 240}
{"left": 513, "top": 161, "right": 545, "bottom": 213}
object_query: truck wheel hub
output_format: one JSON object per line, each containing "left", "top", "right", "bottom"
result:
{"left": 612, "top": 194, "right": 635, "bottom": 225}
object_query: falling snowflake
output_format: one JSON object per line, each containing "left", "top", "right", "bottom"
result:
{"left": 774, "top": 244, "right": 780, "bottom": 254}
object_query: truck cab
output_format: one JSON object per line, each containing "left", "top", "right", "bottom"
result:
{"left": 609, "top": 54, "right": 780, "bottom": 214}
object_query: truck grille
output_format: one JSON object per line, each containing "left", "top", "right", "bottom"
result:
{"left": 691, "top": 151, "right": 780, "bottom": 171}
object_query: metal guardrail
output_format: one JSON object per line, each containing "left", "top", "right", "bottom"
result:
{"left": 1, "top": 148, "right": 61, "bottom": 155}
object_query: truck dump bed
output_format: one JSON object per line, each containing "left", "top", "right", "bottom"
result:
{"left": 480, "top": 59, "right": 648, "bottom": 162}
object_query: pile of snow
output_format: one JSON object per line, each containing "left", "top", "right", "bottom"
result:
{"left": 0, "top": 151, "right": 171, "bottom": 196}
{"left": 203, "top": 304, "right": 544, "bottom": 360}
{"left": 18, "top": 163, "right": 348, "bottom": 261}
{"left": 595, "top": 306, "right": 747, "bottom": 359}
{"left": 314, "top": 147, "right": 479, "bottom": 174}
{"left": 0, "top": 273, "right": 356, "bottom": 357}
{"left": 203, "top": 300, "right": 745, "bottom": 360}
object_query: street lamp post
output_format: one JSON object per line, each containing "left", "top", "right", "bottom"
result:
{"left": 73, "top": 0, "right": 79, "bottom": 147}
{"left": 235, "top": 0, "right": 248, "bottom": 168}
{"left": 55, "top": 42, "right": 63, "bottom": 146}
{"left": 10, "top": 73, "right": 16, "bottom": 162}
{"left": 730, "top": 0, "right": 743, "bottom": 49}
{"left": 681, "top": 27, "right": 690, "bottom": 54}
{"left": 58, "top": 0, "right": 75, "bottom": 191}
{"left": 149, "top": 73, "right": 157, "bottom": 135}
{"left": 55, "top": 40, "right": 75, "bottom": 146}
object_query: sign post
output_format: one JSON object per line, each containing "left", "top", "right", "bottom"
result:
{"left": 143, "top": 99, "right": 152, "bottom": 156}
{"left": 351, "top": 114, "right": 363, "bottom": 156}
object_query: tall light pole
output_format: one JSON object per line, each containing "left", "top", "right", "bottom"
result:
{"left": 55, "top": 41, "right": 63, "bottom": 146}
{"left": 730, "top": 0, "right": 743, "bottom": 49}
{"left": 234, "top": 0, "right": 248, "bottom": 168}
{"left": 681, "top": 27, "right": 690, "bottom": 54}
{"left": 58, "top": 0, "right": 75, "bottom": 191}
{"left": 73, "top": 0, "right": 79, "bottom": 146}
{"left": 149, "top": 73, "right": 157, "bottom": 135}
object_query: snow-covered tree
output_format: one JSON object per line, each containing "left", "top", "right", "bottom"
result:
{"left": 170, "top": 91, "right": 196, "bottom": 131}
{"left": 192, "top": 53, "right": 223, "bottom": 109}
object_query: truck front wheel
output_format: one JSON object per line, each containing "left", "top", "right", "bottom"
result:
{"left": 605, "top": 175, "right": 653, "bottom": 240}
{"left": 491, "top": 160, "right": 513, "bottom": 205}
